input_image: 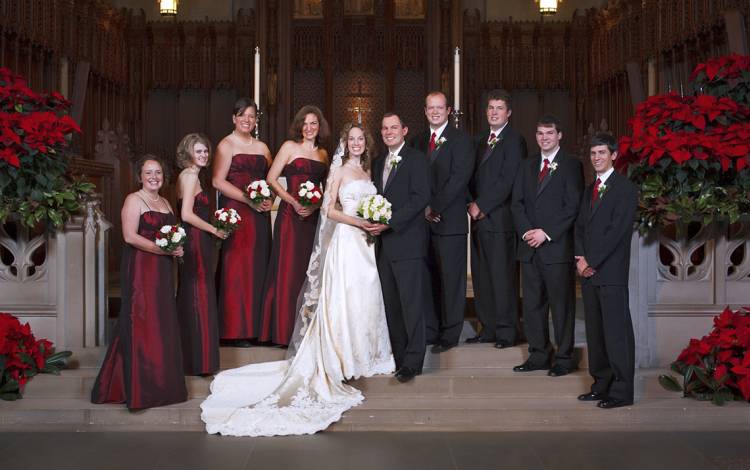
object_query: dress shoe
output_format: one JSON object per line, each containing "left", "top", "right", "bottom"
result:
{"left": 494, "top": 340, "right": 514, "bottom": 349}
{"left": 430, "top": 342, "right": 457, "bottom": 354}
{"left": 395, "top": 366, "right": 420, "bottom": 383}
{"left": 577, "top": 391, "right": 607, "bottom": 402}
{"left": 597, "top": 398, "right": 632, "bottom": 409}
{"left": 547, "top": 364, "right": 575, "bottom": 377}
{"left": 465, "top": 335, "right": 494, "bottom": 344}
{"left": 512, "top": 361, "right": 549, "bottom": 372}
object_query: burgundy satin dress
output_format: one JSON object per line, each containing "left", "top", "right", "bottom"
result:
{"left": 176, "top": 190, "right": 219, "bottom": 375}
{"left": 260, "top": 157, "right": 328, "bottom": 345}
{"left": 91, "top": 211, "right": 188, "bottom": 410}
{"left": 217, "top": 153, "right": 272, "bottom": 339}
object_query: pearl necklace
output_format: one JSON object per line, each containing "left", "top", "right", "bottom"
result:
{"left": 233, "top": 131, "right": 254, "bottom": 145}
{"left": 140, "top": 189, "right": 160, "bottom": 203}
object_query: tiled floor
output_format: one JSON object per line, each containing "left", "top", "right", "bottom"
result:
{"left": 1, "top": 431, "right": 748, "bottom": 470}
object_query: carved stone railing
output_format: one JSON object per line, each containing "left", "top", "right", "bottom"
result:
{"left": 0, "top": 197, "right": 111, "bottom": 351}
{"left": 630, "top": 222, "right": 749, "bottom": 366}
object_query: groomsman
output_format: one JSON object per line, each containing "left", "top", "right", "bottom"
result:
{"left": 468, "top": 89, "right": 527, "bottom": 348}
{"left": 575, "top": 133, "right": 638, "bottom": 409}
{"left": 511, "top": 115, "right": 583, "bottom": 377}
{"left": 368, "top": 112, "right": 432, "bottom": 383}
{"left": 410, "top": 91, "right": 474, "bottom": 353}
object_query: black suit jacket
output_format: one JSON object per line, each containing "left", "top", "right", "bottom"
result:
{"left": 574, "top": 171, "right": 639, "bottom": 286}
{"left": 372, "top": 144, "right": 431, "bottom": 260}
{"left": 471, "top": 124, "right": 527, "bottom": 233}
{"left": 511, "top": 150, "right": 583, "bottom": 264}
{"left": 410, "top": 125, "right": 474, "bottom": 235}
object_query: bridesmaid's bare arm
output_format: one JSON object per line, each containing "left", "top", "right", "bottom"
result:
{"left": 178, "top": 170, "right": 226, "bottom": 238}
{"left": 121, "top": 194, "right": 179, "bottom": 256}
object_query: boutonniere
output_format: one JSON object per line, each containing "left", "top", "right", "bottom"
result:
{"left": 597, "top": 182, "right": 608, "bottom": 197}
{"left": 389, "top": 155, "right": 402, "bottom": 168}
{"left": 549, "top": 161, "right": 559, "bottom": 174}
{"left": 488, "top": 135, "right": 501, "bottom": 149}
{"left": 434, "top": 136, "right": 447, "bottom": 149}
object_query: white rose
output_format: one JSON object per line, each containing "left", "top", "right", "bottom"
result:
{"left": 229, "top": 217, "right": 237, "bottom": 224}
{"left": 313, "top": 191, "right": 321, "bottom": 199}
{"left": 305, "top": 181, "right": 314, "bottom": 190}
{"left": 220, "top": 212, "right": 228, "bottom": 221}
{"left": 299, "top": 188, "right": 307, "bottom": 197}
{"left": 306, "top": 192, "right": 314, "bottom": 199}
{"left": 250, "top": 190, "right": 258, "bottom": 199}
{"left": 160, "top": 225, "right": 171, "bottom": 234}
{"left": 155, "top": 238, "right": 168, "bottom": 247}
{"left": 261, "top": 188, "right": 271, "bottom": 197}
{"left": 171, "top": 233, "right": 182, "bottom": 243}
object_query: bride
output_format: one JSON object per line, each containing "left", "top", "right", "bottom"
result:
{"left": 200, "top": 123, "right": 395, "bottom": 436}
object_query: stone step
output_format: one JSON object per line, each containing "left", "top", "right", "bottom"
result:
{"left": 68, "top": 344, "right": 589, "bottom": 370}
{"left": 24, "top": 367, "right": 616, "bottom": 400}
{"left": 3, "top": 391, "right": 747, "bottom": 432}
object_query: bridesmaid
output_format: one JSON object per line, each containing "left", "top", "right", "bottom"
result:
{"left": 260, "top": 105, "right": 330, "bottom": 346}
{"left": 213, "top": 98, "right": 273, "bottom": 346}
{"left": 175, "top": 133, "right": 226, "bottom": 375}
{"left": 92, "top": 155, "right": 187, "bottom": 410}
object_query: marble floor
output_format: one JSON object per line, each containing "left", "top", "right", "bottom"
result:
{"left": 1, "top": 431, "right": 749, "bottom": 470}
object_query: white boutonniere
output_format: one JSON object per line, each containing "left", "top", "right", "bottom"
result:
{"left": 597, "top": 182, "right": 608, "bottom": 197}
{"left": 435, "top": 136, "right": 447, "bottom": 149}
{"left": 488, "top": 135, "right": 501, "bottom": 149}
{"left": 549, "top": 161, "right": 559, "bottom": 174}
{"left": 389, "top": 155, "right": 402, "bottom": 168}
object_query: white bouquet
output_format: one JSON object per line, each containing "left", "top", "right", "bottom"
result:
{"left": 357, "top": 194, "right": 392, "bottom": 245}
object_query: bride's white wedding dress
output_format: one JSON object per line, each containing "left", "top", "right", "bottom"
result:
{"left": 201, "top": 179, "right": 394, "bottom": 436}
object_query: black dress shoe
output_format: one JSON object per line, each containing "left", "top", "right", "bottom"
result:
{"left": 597, "top": 398, "right": 632, "bottom": 409}
{"left": 395, "top": 367, "right": 420, "bottom": 383}
{"left": 431, "top": 342, "right": 457, "bottom": 354}
{"left": 512, "top": 361, "right": 550, "bottom": 372}
{"left": 494, "top": 340, "right": 514, "bottom": 349}
{"left": 465, "top": 335, "right": 495, "bottom": 344}
{"left": 547, "top": 364, "right": 575, "bottom": 377}
{"left": 577, "top": 391, "right": 607, "bottom": 402}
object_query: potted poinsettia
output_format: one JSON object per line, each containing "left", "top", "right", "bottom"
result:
{"left": 659, "top": 306, "right": 750, "bottom": 406}
{"left": 0, "top": 67, "right": 93, "bottom": 230}
{"left": 0, "top": 312, "right": 71, "bottom": 400}
{"left": 618, "top": 54, "right": 750, "bottom": 233}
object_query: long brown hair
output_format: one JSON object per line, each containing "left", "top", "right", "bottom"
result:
{"left": 288, "top": 105, "right": 330, "bottom": 146}
{"left": 340, "top": 122, "right": 374, "bottom": 172}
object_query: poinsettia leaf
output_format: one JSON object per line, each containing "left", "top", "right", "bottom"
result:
{"left": 0, "top": 379, "right": 19, "bottom": 394}
{"left": 0, "top": 392, "right": 20, "bottom": 401}
{"left": 658, "top": 374, "right": 683, "bottom": 392}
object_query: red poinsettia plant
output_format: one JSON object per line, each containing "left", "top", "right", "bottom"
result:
{"left": 659, "top": 306, "right": 750, "bottom": 406}
{"left": 0, "top": 67, "right": 93, "bottom": 229}
{"left": 0, "top": 312, "right": 71, "bottom": 400}
{"left": 618, "top": 55, "right": 750, "bottom": 232}
{"left": 690, "top": 54, "right": 750, "bottom": 109}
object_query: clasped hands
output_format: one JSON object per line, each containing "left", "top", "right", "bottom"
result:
{"left": 362, "top": 221, "right": 389, "bottom": 236}
{"left": 522, "top": 229, "right": 548, "bottom": 248}
{"left": 575, "top": 256, "right": 596, "bottom": 278}
{"left": 467, "top": 202, "right": 485, "bottom": 220}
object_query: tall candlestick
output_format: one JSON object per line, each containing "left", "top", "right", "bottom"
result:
{"left": 453, "top": 47, "right": 461, "bottom": 111}
{"left": 254, "top": 46, "right": 261, "bottom": 109}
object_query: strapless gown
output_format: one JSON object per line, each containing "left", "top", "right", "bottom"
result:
{"left": 201, "top": 179, "right": 394, "bottom": 436}
{"left": 176, "top": 190, "right": 219, "bottom": 375}
{"left": 260, "top": 157, "right": 328, "bottom": 345}
{"left": 91, "top": 211, "right": 187, "bottom": 410}
{"left": 217, "top": 154, "right": 271, "bottom": 339}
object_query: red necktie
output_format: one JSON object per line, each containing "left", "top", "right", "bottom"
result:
{"left": 428, "top": 132, "right": 437, "bottom": 154}
{"left": 591, "top": 177, "right": 601, "bottom": 206}
{"left": 538, "top": 158, "right": 549, "bottom": 182}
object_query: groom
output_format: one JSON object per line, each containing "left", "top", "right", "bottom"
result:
{"left": 366, "top": 112, "right": 432, "bottom": 383}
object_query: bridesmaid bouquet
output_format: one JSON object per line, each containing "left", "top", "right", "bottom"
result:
{"left": 213, "top": 208, "right": 242, "bottom": 235}
{"left": 357, "top": 194, "right": 392, "bottom": 245}
{"left": 246, "top": 179, "right": 272, "bottom": 204}
{"left": 155, "top": 224, "right": 187, "bottom": 257}
{"left": 297, "top": 180, "right": 323, "bottom": 207}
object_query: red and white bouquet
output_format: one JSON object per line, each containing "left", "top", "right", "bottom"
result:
{"left": 357, "top": 194, "right": 392, "bottom": 245}
{"left": 213, "top": 208, "right": 242, "bottom": 234}
{"left": 155, "top": 224, "right": 186, "bottom": 253}
{"left": 297, "top": 180, "right": 322, "bottom": 207}
{"left": 246, "top": 179, "right": 273, "bottom": 204}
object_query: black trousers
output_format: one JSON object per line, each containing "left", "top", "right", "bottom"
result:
{"left": 582, "top": 283, "right": 635, "bottom": 402}
{"left": 377, "top": 251, "right": 430, "bottom": 372}
{"left": 426, "top": 233, "right": 467, "bottom": 346}
{"left": 470, "top": 229, "right": 518, "bottom": 344}
{"left": 520, "top": 255, "right": 577, "bottom": 368}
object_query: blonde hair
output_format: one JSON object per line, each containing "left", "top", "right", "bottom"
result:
{"left": 176, "top": 133, "right": 212, "bottom": 170}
